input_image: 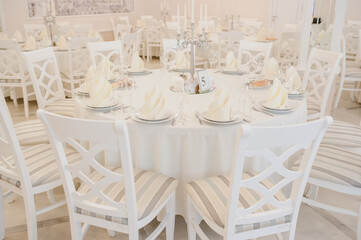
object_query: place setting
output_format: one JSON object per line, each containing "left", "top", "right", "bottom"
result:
{"left": 127, "top": 52, "right": 152, "bottom": 76}
{"left": 221, "top": 51, "right": 247, "bottom": 75}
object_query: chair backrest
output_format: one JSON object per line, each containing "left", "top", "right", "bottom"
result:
{"left": 141, "top": 15, "right": 154, "bottom": 20}
{"left": 56, "top": 22, "right": 71, "bottom": 36}
{"left": 145, "top": 27, "right": 163, "bottom": 44}
{"left": 161, "top": 39, "right": 190, "bottom": 69}
{"left": 22, "top": 47, "right": 65, "bottom": 109}
{"left": 278, "top": 31, "right": 300, "bottom": 65}
{"left": 302, "top": 48, "right": 343, "bottom": 120}
{"left": 73, "top": 24, "right": 94, "bottom": 37}
{"left": 114, "top": 24, "right": 132, "bottom": 41}
{"left": 242, "top": 21, "right": 262, "bottom": 37}
{"left": 343, "top": 24, "right": 359, "bottom": 63}
{"left": 118, "top": 16, "right": 130, "bottom": 26}
{"left": 24, "top": 24, "right": 46, "bottom": 40}
{"left": 37, "top": 109, "right": 139, "bottom": 231}
{"left": 122, "top": 31, "right": 141, "bottom": 66}
{"left": 87, "top": 40, "right": 123, "bottom": 73}
{"left": 217, "top": 31, "right": 244, "bottom": 67}
{"left": 0, "top": 89, "right": 32, "bottom": 192}
{"left": 237, "top": 40, "right": 273, "bottom": 74}
{"left": 0, "top": 39, "right": 26, "bottom": 80}
{"left": 225, "top": 117, "right": 332, "bottom": 237}
{"left": 165, "top": 22, "right": 178, "bottom": 38}
{"left": 68, "top": 37, "right": 100, "bottom": 78}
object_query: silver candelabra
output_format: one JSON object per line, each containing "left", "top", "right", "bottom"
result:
{"left": 43, "top": 11, "right": 56, "bottom": 45}
{"left": 176, "top": 22, "right": 209, "bottom": 81}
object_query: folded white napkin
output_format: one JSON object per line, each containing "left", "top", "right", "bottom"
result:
{"left": 82, "top": 65, "right": 97, "bottom": 93}
{"left": 264, "top": 57, "right": 279, "bottom": 80}
{"left": 23, "top": 36, "right": 36, "bottom": 50}
{"left": 89, "top": 74, "right": 113, "bottom": 107}
{"left": 207, "top": 87, "right": 232, "bottom": 121}
{"left": 176, "top": 51, "right": 190, "bottom": 69}
{"left": 257, "top": 27, "right": 266, "bottom": 41}
{"left": 0, "top": 32, "right": 8, "bottom": 40}
{"left": 225, "top": 51, "right": 238, "bottom": 71}
{"left": 57, "top": 35, "right": 68, "bottom": 50}
{"left": 14, "top": 31, "right": 23, "bottom": 42}
{"left": 98, "top": 58, "right": 115, "bottom": 80}
{"left": 267, "top": 29, "right": 276, "bottom": 40}
{"left": 141, "top": 86, "right": 166, "bottom": 119}
{"left": 39, "top": 28, "right": 48, "bottom": 41}
{"left": 131, "top": 53, "right": 145, "bottom": 72}
{"left": 285, "top": 66, "right": 301, "bottom": 94}
{"left": 67, "top": 29, "right": 75, "bottom": 38}
{"left": 266, "top": 77, "right": 288, "bottom": 109}
{"left": 173, "top": 76, "right": 184, "bottom": 92}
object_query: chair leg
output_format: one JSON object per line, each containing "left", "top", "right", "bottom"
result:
{"left": 10, "top": 88, "right": 18, "bottom": 107}
{"left": 23, "top": 193, "right": 37, "bottom": 240}
{"left": 22, "top": 86, "right": 29, "bottom": 118}
{"left": 187, "top": 195, "right": 202, "bottom": 240}
{"left": 147, "top": 47, "right": 150, "bottom": 63}
{"left": 357, "top": 203, "right": 361, "bottom": 240}
{"left": 69, "top": 216, "right": 82, "bottom": 240}
{"left": 305, "top": 184, "right": 319, "bottom": 200}
{"left": 333, "top": 83, "right": 343, "bottom": 109}
{"left": 166, "top": 193, "right": 175, "bottom": 240}
{"left": 0, "top": 187, "right": 5, "bottom": 240}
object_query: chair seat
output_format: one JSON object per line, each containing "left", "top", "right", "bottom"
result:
{"left": 45, "top": 99, "right": 75, "bottom": 117}
{"left": 75, "top": 168, "right": 177, "bottom": 224}
{"left": 185, "top": 173, "right": 291, "bottom": 233}
{"left": 292, "top": 144, "right": 361, "bottom": 188}
{"left": 14, "top": 119, "right": 48, "bottom": 146}
{"left": 322, "top": 120, "right": 361, "bottom": 148}
{"left": 307, "top": 100, "right": 321, "bottom": 117}
{"left": 0, "top": 144, "right": 81, "bottom": 188}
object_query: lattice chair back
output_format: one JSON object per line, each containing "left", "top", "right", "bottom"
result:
{"left": 87, "top": 40, "right": 123, "bottom": 74}
{"left": 0, "top": 39, "right": 26, "bottom": 81}
{"left": 73, "top": 24, "right": 94, "bottom": 37}
{"left": 37, "top": 109, "right": 139, "bottom": 236}
{"left": 114, "top": 24, "right": 131, "bottom": 41}
{"left": 278, "top": 31, "right": 300, "bottom": 66}
{"left": 343, "top": 24, "right": 360, "bottom": 63}
{"left": 56, "top": 22, "right": 71, "bottom": 36}
{"left": 122, "top": 31, "right": 141, "bottom": 66}
{"left": 217, "top": 31, "right": 244, "bottom": 68}
{"left": 165, "top": 22, "right": 178, "bottom": 38}
{"left": 302, "top": 48, "right": 343, "bottom": 120}
{"left": 118, "top": 16, "right": 130, "bottom": 26}
{"left": 161, "top": 39, "right": 191, "bottom": 69}
{"left": 225, "top": 117, "right": 332, "bottom": 239}
{"left": 238, "top": 40, "right": 273, "bottom": 75}
{"left": 0, "top": 89, "right": 32, "bottom": 193}
{"left": 24, "top": 24, "right": 47, "bottom": 41}
{"left": 146, "top": 27, "right": 163, "bottom": 45}
{"left": 22, "top": 47, "right": 65, "bottom": 109}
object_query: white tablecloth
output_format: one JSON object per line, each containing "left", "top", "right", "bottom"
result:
{"left": 74, "top": 69, "right": 307, "bottom": 216}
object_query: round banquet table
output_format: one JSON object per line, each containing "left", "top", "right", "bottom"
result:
{"left": 74, "top": 69, "right": 307, "bottom": 216}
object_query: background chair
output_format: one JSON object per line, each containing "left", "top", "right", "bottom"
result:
{"left": 122, "top": 31, "right": 141, "bottom": 67}
{"left": 0, "top": 90, "right": 80, "bottom": 240}
{"left": 38, "top": 109, "right": 178, "bottom": 240}
{"left": 145, "top": 26, "right": 163, "bottom": 63}
{"left": 22, "top": 47, "right": 75, "bottom": 117}
{"left": 186, "top": 117, "right": 332, "bottom": 239}
{"left": 23, "top": 24, "right": 47, "bottom": 41}
{"left": 217, "top": 31, "right": 244, "bottom": 69}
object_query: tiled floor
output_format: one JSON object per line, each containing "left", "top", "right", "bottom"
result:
{"left": 2, "top": 60, "right": 361, "bottom": 239}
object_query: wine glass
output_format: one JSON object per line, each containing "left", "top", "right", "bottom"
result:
{"left": 208, "top": 50, "right": 218, "bottom": 72}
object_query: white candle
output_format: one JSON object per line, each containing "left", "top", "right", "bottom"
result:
{"left": 191, "top": 0, "right": 195, "bottom": 23}
{"left": 177, "top": 4, "right": 180, "bottom": 33}
{"left": 200, "top": 3, "right": 203, "bottom": 22}
{"left": 184, "top": 3, "right": 187, "bottom": 29}
{"left": 205, "top": 4, "right": 208, "bottom": 31}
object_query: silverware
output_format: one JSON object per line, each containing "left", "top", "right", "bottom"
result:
{"left": 195, "top": 111, "right": 203, "bottom": 125}
{"left": 253, "top": 106, "right": 274, "bottom": 117}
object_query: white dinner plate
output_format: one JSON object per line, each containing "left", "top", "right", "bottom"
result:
{"left": 127, "top": 68, "right": 151, "bottom": 76}
{"left": 200, "top": 111, "right": 243, "bottom": 125}
{"left": 131, "top": 112, "right": 173, "bottom": 124}
{"left": 221, "top": 69, "right": 246, "bottom": 75}
{"left": 74, "top": 87, "right": 90, "bottom": 96}
{"left": 86, "top": 100, "right": 119, "bottom": 111}
{"left": 135, "top": 110, "right": 173, "bottom": 122}
{"left": 259, "top": 100, "right": 295, "bottom": 113}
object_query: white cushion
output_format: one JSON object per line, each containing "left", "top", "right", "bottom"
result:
{"left": 45, "top": 99, "right": 75, "bottom": 117}
{"left": 14, "top": 119, "right": 48, "bottom": 146}
{"left": 322, "top": 120, "right": 361, "bottom": 148}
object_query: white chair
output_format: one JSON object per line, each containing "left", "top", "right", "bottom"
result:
{"left": 334, "top": 34, "right": 361, "bottom": 108}
{"left": 87, "top": 40, "right": 123, "bottom": 74}
{"left": 0, "top": 39, "right": 33, "bottom": 117}
{"left": 113, "top": 24, "right": 131, "bottom": 41}
{"left": 122, "top": 31, "right": 141, "bottom": 66}
{"left": 37, "top": 109, "right": 178, "bottom": 240}
{"left": 237, "top": 40, "right": 273, "bottom": 75}
{"left": 302, "top": 48, "right": 343, "bottom": 120}
{"left": 344, "top": 24, "right": 360, "bottom": 66}
{"left": 186, "top": 117, "right": 333, "bottom": 240}
{"left": 73, "top": 23, "right": 94, "bottom": 37}
{"left": 22, "top": 47, "right": 75, "bottom": 117}
{"left": 165, "top": 22, "right": 178, "bottom": 39}
{"left": 161, "top": 39, "right": 190, "bottom": 69}
{"left": 198, "top": 20, "right": 216, "bottom": 32}
{"left": 23, "top": 24, "right": 47, "bottom": 40}
{"left": 217, "top": 31, "right": 244, "bottom": 68}
{"left": 0, "top": 90, "right": 81, "bottom": 240}
{"left": 242, "top": 21, "right": 263, "bottom": 37}
{"left": 140, "top": 15, "right": 154, "bottom": 21}
{"left": 62, "top": 37, "right": 100, "bottom": 98}
{"left": 145, "top": 27, "right": 163, "bottom": 62}
{"left": 56, "top": 22, "right": 71, "bottom": 36}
